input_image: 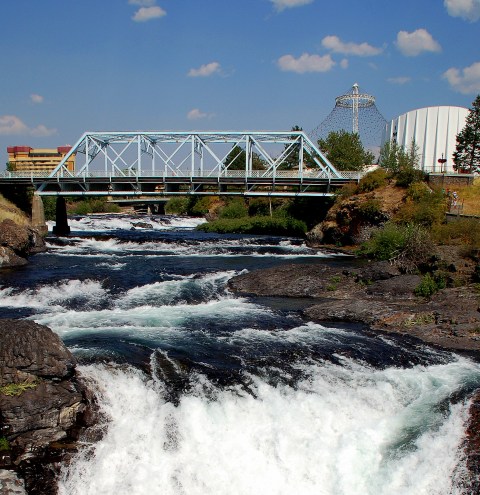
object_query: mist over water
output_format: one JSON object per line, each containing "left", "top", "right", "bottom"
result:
{"left": 2, "top": 213, "right": 479, "bottom": 494}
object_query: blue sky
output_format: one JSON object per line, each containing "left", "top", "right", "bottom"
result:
{"left": 1, "top": 0, "right": 479, "bottom": 165}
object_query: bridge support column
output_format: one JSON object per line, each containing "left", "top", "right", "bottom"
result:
{"left": 31, "top": 194, "right": 48, "bottom": 235}
{"left": 52, "top": 197, "right": 71, "bottom": 236}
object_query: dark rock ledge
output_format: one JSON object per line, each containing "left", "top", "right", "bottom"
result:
{"left": 0, "top": 319, "right": 99, "bottom": 495}
{"left": 228, "top": 261, "right": 480, "bottom": 353}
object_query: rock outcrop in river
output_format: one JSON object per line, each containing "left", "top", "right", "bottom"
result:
{"left": 228, "top": 258, "right": 480, "bottom": 353}
{"left": 0, "top": 319, "right": 98, "bottom": 494}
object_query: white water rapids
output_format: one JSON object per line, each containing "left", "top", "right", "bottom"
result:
{"left": 1, "top": 214, "right": 478, "bottom": 494}
{"left": 57, "top": 357, "right": 477, "bottom": 495}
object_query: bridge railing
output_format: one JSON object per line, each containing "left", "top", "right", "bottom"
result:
{"left": 0, "top": 169, "right": 366, "bottom": 180}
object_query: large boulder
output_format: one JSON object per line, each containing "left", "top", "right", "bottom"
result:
{"left": 0, "top": 320, "right": 97, "bottom": 494}
{"left": 0, "top": 220, "right": 46, "bottom": 268}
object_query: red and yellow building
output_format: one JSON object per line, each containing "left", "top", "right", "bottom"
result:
{"left": 7, "top": 146, "right": 75, "bottom": 173}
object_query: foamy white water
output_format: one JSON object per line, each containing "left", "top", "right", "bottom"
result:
{"left": 47, "top": 214, "right": 206, "bottom": 233}
{"left": 59, "top": 357, "right": 477, "bottom": 495}
{"left": 0, "top": 280, "right": 106, "bottom": 310}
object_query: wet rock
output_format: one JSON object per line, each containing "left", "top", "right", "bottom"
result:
{"left": 0, "top": 320, "right": 76, "bottom": 386}
{"left": 0, "top": 319, "right": 98, "bottom": 494}
{"left": 228, "top": 263, "right": 359, "bottom": 298}
{"left": 463, "top": 390, "right": 480, "bottom": 493}
{"left": 0, "top": 220, "right": 30, "bottom": 257}
{"left": 0, "top": 220, "right": 46, "bottom": 268}
{"left": 131, "top": 222, "right": 153, "bottom": 229}
{"left": 351, "top": 261, "right": 401, "bottom": 283}
{"left": 228, "top": 263, "right": 480, "bottom": 352}
{"left": 0, "top": 247, "right": 28, "bottom": 268}
{"left": 366, "top": 274, "right": 422, "bottom": 298}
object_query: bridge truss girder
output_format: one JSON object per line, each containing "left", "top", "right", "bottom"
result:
{"left": 48, "top": 131, "right": 341, "bottom": 180}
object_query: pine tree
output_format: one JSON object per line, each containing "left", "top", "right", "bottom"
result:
{"left": 453, "top": 95, "right": 480, "bottom": 173}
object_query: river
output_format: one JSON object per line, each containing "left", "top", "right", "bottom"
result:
{"left": 1, "top": 213, "right": 479, "bottom": 495}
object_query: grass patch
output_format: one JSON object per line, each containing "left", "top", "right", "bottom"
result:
{"left": 0, "top": 381, "right": 38, "bottom": 396}
{"left": 432, "top": 219, "right": 480, "bottom": 254}
{"left": 403, "top": 312, "right": 436, "bottom": 327}
{"left": 455, "top": 178, "right": 480, "bottom": 216}
{"left": 326, "top": 275, "right": 342, "bottom": 291}
{"left": 0, "top": 193, "right": 30, "bottom": 226}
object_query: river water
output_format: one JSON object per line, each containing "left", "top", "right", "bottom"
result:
{"left": 1, "top": 214, "right": 480, "bottom": 495}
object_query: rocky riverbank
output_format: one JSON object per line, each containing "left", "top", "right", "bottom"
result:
{"left": 0, "top": 320, "right": 99, "bottom": 495}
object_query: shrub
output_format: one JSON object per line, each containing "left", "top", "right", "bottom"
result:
{"left": 357, "top": 168, "right": 388, "bottom": 193}
{"left": 359, "top": 223, "right": 433, "bottom": 273}
{"left": 395, "top": 167, "right": 425, "bottom": 188}
{"left": 414, "top": 273, "right": 445, "bottom": 298}
{"left": 358, "top": 222, "right": 407, "bottom": 261}
{"left": 197, "top": 215, "right": 307, "bottom": 236}
{"left": 42, "top": 196, "right": 57, "bottom": 221}
{"left": 71, "top": 198, "right": 120, "bottom": 215}
{"left": 188, "top": 196, "right": 218, "bottom": 216}
{"left": 395, "top": 188, "right": 447, "bottom": 227}
{"left": 219, "top": 198, "right": 248, "bottom": 219}
{"left": 248, "top": 197, "right": 283, "bottom": 217}
{"left": 357, "top": 199, "right": 384, "bottom": 224}
{"left": 336, "top": 182, "right": 358, "bottom": 199}
{"left": 165, "top": 197, "right": 190, "bottom": 215}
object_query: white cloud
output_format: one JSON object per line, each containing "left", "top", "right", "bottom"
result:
{"left": 132, "top": 6, "right": 166, "bottom": 22}
{"left": 387, "top": 76, "right": 411, "bottom": 85}
{"left": 0, "top": 115, "right": 28, "bottom": 135}
{"left": 30, "top": 124, "right": 57, "bottom": 137}
{"left": 188, "top": 62, "right": 221, "bottom": 77}
{"left": 271, "top": 0, "right": 313, "bottom": 12}
{"left": 277, "top": 53, "right": 335, "bottom": 73}
{"left": 129, "top": 0, "right": 156, "bottom": 5}
{"left": 0, "top": 115, "right": 56, "bottom": 137}
{"left": 443, "top": 61, "right": 480, "bottom": 94}
{"left": 187, "top": 108, "right": 210, "bottom": 120}
{"left": 340, "top": 58, "right": 349, "bottom": 69}
{"left": 321, "top": 35, "right": 383, "bottom": 56}
{"left": 30, "top": 94, "right": 44, "bottom": 104}
{"left": 444, "top": 0, "right": 480, "bottom": 22}
{"left": 395, "top": 29, "right": 441, "bottom": 56}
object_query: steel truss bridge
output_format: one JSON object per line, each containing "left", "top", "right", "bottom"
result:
{"left": 0, "top": 131, "right": 363, "bottom": 197}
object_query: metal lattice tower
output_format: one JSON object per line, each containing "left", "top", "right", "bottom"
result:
{"left": 310, "top": 83, "right": 387, "bottom": 150}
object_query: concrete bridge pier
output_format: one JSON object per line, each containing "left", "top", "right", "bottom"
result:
{"left": 31, "top": 194, "right": 48, "bottom": 235}
{"left": 52, "top": 197, "right": 71, "bottom": 236}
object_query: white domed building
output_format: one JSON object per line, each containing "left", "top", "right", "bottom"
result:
{"left": 383, "top": 106, "right": 469, "bottom": 173}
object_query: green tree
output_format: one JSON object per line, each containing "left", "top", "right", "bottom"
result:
{"left": 224, "top": 145, "right": 266, "bottom": 171}
{"left": 318, "top": 130, "right": 374, "bottom": 171}
{"left": 379, "top": 139, "right": 423, "bottom": 186}
{"left": 278, "top": 125, "right": 317, "bottom": 170}
{"left": 453, "top": 94, "right": 480, "bottom": 173}
{"left": 5, "top": 162, "right": 15, "bottom": 172}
